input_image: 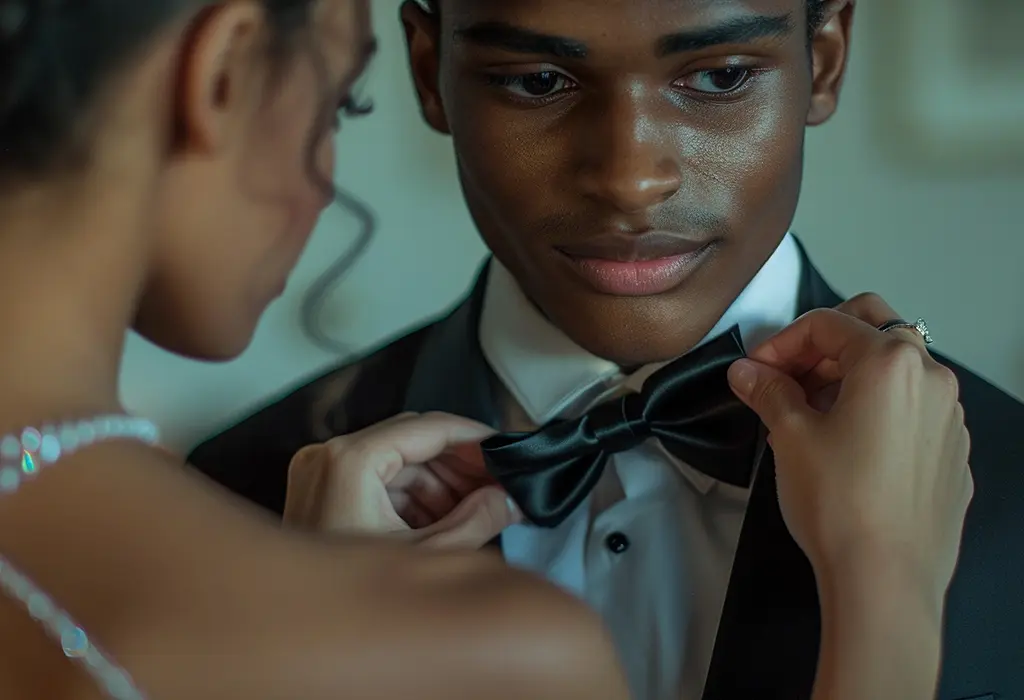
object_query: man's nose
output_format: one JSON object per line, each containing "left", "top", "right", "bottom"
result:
{"left": 575, "top": 93, "right": 682, "bottom": 214}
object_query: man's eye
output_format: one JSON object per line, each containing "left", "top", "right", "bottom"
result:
{"left": 677, "top": 67, "right": 754, "bottom": 94}
{"left": 487, "top": 71, "right": 576, "bottom": 99}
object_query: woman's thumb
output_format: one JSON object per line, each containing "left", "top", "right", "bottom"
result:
{"left": 728, "top": 359, "right": 814, "bottom": 434}
{"left": 418, "top": 487, "right": 522, "bottom": 550}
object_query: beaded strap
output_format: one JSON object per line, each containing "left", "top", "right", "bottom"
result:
{"left": 0, "top": 415, "right": 160, "bottom": 700}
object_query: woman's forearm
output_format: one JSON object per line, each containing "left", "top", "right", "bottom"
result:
{"left": 813, "top": 559, "right": 944, "bottom": 700}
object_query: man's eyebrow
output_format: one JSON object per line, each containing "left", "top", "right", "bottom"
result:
{"left": 453, "top": 22, "right": 588, "bottom": 59}
{"left": 657, "top": 14, "right": 794, "bottom": 56}
{"left": 452, "top": 14, "right": 793, "bottom": 61}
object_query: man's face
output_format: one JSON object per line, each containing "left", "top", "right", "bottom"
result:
{"left": 404, "top": 0, "right": 854, "bottom": 365}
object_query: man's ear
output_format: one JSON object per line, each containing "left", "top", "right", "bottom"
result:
{"left": 400, "top": 0, "right": 450, "bottom": 135}
{"left": 806, "top": 0, "right": 855, "bottom": 126}
{"left": 176, "top": 2, "right": 264, "bottom": 152}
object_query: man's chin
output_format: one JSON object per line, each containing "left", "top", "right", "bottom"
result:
{"left": 543, "top": 294, "right": 727, "bottom": 368}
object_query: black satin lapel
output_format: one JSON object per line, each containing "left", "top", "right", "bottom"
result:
{"left": 793, "top": 236, "right": 844, "bottom": 313}
{"left": 403, "top": 260, "right": 501, "bottom": 428}
{"left": 702, "top": 447, "right": 821, "bottom": 700}
{"left": 703, "top": 239, "right": 835, "bottom": 699}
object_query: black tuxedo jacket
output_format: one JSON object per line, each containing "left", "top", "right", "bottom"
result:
{"left": 189, "top": 250, "right": 1023, "bottom": 700}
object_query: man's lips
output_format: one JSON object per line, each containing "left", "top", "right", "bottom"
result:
{"left": 556, "top": 231, "right": 711, "bottom": 262}
{"left": 555, "top": 232, "right": 716, "bottom": 297}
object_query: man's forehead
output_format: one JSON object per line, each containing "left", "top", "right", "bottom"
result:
{"left": 441, "top": 0, "right": 805, "bottom": 60}
{"left": 438, "top": 0, "right": 803, "bottom": 22}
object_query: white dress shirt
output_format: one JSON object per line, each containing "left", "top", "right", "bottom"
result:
{"left": 479, "top": 234, "right": 804, "bottom": 700}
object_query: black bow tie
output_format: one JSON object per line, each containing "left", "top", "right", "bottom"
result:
{"left": 481, "top": 327, "right": 760, "bottom": 528}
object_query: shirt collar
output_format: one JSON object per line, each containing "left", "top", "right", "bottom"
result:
{"left": 480, "top": 233, "right": 804, "bottom": 426}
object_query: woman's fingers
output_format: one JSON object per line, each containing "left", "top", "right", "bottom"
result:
{"left": 413, "top": 487, "right": 521, "bottom": 549}
{"left": 326, "top": 412, "right": 496, "bottom": 485}
{"left": 837, "top": 293, "right": 929, "bottom": 349}
{"left": 747, "top": 308, "right": 888, "bottom": 377}
{"left": 752, "top": 295, "right": 932, "bottom": 397}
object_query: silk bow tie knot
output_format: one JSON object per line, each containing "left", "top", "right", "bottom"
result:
{"left": 482, "top": 326, "right": 760, "bottom": 528}
{"left": 587, "top": 393, "right": 649, "bottom": 452}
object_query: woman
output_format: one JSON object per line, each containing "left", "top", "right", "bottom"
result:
{"left": 0, "top": 1, "right": 970, "bottom": 700}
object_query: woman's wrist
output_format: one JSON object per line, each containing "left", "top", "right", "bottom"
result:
{"left": 818, "top": 561, "right": 945, "bottom": 634}
{"left": 813, "top": 537, "right": 948, "bottom": 622}
{"left": 813, "top": 553, "right": 946, "bottom": 700}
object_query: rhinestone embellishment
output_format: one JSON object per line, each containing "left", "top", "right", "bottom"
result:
{"left": 0, "top": 414, "right": 160, "bottom": 700}
{"left": 913, "top": 318, "right": 934, "bottom": 345}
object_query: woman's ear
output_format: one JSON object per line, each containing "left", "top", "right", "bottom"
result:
{"left": 176, "top": 2, "right": 264, "bottom": 152}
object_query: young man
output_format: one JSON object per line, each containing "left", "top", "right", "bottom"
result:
{"left": 189, "top": 1, "right": 1024, "bottom": 699}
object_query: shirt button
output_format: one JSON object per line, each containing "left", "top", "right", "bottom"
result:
{"left": 605, "top": 532, "right": 630, "bottom": 554}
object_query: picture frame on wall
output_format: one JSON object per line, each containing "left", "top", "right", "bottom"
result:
{"left": 874, "top": 0, "right": 1024, "bottom": 169}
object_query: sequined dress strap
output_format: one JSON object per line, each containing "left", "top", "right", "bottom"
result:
{"left": 0, "top": 415, "right": 159, "bottom": 700}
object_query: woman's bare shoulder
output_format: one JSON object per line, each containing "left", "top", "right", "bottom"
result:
{"left": 337, "top": 545, "right": 631, "bottom": 700}
{"left": 0, "top": 442, "right": 628, "bottom": 699}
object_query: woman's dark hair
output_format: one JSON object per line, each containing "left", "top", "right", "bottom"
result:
{"left": 0, "top": 0, "right": 375, "bottom": 353}
{"left": 0, "top": 0, "right": 321, "bottom": 178}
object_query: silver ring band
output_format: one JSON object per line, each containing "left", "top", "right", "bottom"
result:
{"left": 878, "top": 317, "right": 933, "bottom": 345}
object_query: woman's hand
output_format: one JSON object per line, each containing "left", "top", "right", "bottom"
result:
{"left": 727, "top": 306, "right": 972, "bottom": 608}
{"left": 796, "top": 293, "right": 928, "bottom": 411}
{"left": 283, "top": 412, "right": 521, "bottom": 549}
